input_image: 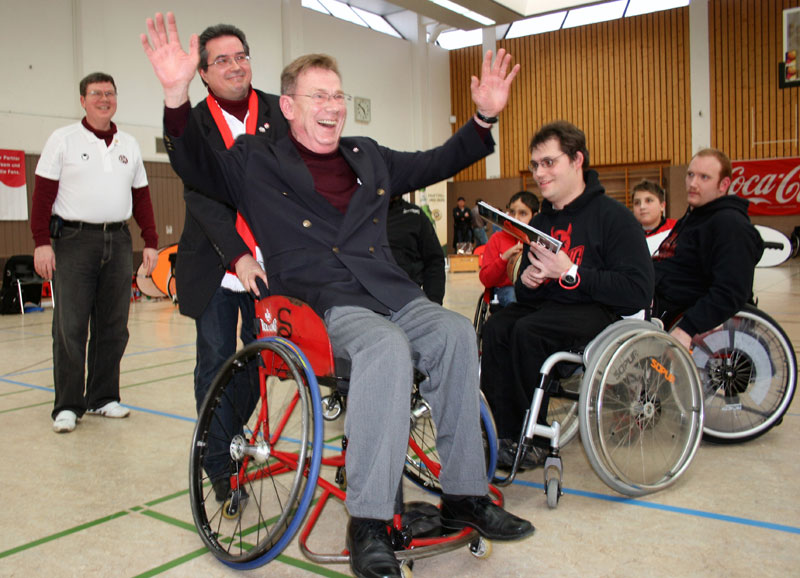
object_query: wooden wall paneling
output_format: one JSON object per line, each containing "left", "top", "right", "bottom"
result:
{"left": 761, "top": 0, "right": 772, "bottom": 159}
{"left": 453, "top": 7, "right": 694, "bottom": 178}
{"left": 623, "top": 15, "right": 633, "bottom": 161}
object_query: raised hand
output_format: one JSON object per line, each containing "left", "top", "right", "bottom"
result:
{"left": 470, "top": 48, "right": 520, "bottom": 119}
{"left": 140, "top": 12, "right": 199, "bottom": 107}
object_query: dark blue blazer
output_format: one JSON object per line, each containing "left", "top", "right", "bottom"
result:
{"left": 174, "top": 90, "right": 288, "bottom": 318}
{"left": 165, "top": 115, "right": 494, "bottom": 316}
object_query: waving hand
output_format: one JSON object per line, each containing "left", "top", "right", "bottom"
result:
{"left": 140, "top": 12, "right": 199, "bottom": 107}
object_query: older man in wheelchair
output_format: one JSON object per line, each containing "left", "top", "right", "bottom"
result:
{"left": 479, "top": 121, "right": 654, "bottom": 472}
{"left": 142, "top": 15, "right": 531, "bottom": 577}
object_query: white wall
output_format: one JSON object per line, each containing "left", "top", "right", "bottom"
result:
{"left": 0, "top": 0, "right": 452, "bottom": 160}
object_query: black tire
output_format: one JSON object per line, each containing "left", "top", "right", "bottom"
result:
{"left": 189, "top": 339, "right": 322, "bottom": 567}
{"left": 691, "top": 306, "right": 797, "bottom": 443}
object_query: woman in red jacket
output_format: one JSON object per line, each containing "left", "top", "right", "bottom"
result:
{"left": 478, "top": 191, "right": 539, "bottom": 306}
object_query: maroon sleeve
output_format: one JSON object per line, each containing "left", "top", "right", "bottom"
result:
{"left": 30, "top": 175, "right": 59, "bottom": 247}
{"left": 471, "top": 117, "right": 492, "bottom": 142}
{"left": 164, "top": 101, "right": 192, "bottom": 137}
{"left": 132, "top": 185, "right": 159, "bottom": 248}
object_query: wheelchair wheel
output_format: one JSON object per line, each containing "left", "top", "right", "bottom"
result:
{"left": 690, "top": 306, "right": 797, "bottom": 444}
{"left": 189, "top": 338, "right": 323, "bottom": 568}
{"left": 473, "top": 293, "right": 490, "bottom": 351}
{"left": 404, "top": 390, "right": 498, "bottom": 493}
{"left": 578, "top": 321, "right": 703, "bottom": 496}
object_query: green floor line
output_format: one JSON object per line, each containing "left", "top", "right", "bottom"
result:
{"left": 121, "top": 357, "right": 194, "bottom": 375}
{"left": 144, "top": 488, "right": 190, "bottom": 507}
{"left": 129, "top": 546, "right": 209, "bottom": 578}
{"left": 0, "top": 388, "right": 36, "bottom": 397}
{"left": 140, "top": 509, "right": 197, "bottom": 533}
{"left": 121, "top": 372, "right": 195, "bottom": 391}
{"left": 0, "top": 511, "right": 128, "bottom": 559}
{"left": 0, "top": 399, "right": 55, "bottom": 414}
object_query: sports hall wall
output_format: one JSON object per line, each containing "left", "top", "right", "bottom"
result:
{"left": 448, "top": 0, "right": 799, "bottom": 181}
{"left": 0, "top": 0, "right": 452, "bottom": 259}
{"left": 1, "top": 0, "right": 798, "bottom": 260}
{"left": 446, "top": 0, "right": 799, "bottom": 247}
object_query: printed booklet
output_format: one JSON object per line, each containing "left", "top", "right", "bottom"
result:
{"left": 477, "top": 201, "right": 562, "bottom": 253}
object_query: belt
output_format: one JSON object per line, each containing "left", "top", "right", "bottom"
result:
{"left": 62, "top": 219, "right": 127, "bottom": 231}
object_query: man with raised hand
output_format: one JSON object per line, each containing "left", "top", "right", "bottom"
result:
{"left": 143, "top": 12, "right": 531, "bottom": 578}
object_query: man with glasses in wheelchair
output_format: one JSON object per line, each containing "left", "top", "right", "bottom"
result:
{"left": 480, "top": 121, "right": 654, "bottom": 469}
{"left": 143, "top": 13, "right": 532, "bottom": 578}
{"left": 652, "top": 148, "right": 763, "bottom": 349}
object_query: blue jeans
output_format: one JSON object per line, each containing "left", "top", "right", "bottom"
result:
{"left": 194, "top": 286, "right": 259, "bottom": 481}
{"left": 193, "top": 286, "right": 257, "bottom": 413}
{"left": 51, "top": 225, "right": 132, "bottom": 418}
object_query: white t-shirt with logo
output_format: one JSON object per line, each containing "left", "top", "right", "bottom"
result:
{"left": 35, "top": 122, "right": 147, "bottom": 223}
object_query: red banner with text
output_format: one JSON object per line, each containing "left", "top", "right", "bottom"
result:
{"left": 0, "top": 149, "right": 28, "bottom": 220}
{"left": 730, "top": 157, "right": 800, "bottom": 216}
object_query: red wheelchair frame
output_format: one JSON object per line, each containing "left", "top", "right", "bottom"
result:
{"left": 188, "top": 295, "right": 500, "bottom": 571}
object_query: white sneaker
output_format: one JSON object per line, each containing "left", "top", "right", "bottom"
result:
{"left": 86, "top": 401, "right": 130, "bottom": 418}
{"left": 53, "top": 410, "right": 78, "bottom": 433}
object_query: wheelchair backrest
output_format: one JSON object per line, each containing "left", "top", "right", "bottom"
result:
{"left": 254, "top": 295, "right": 337, "bottom": 379}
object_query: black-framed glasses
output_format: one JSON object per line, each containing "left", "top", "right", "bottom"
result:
{"left": 289, "top": 92, "right": 352, "bottom": 105}
{"left": 207, "top": 54, "right": 251, "bottom": 68}
{"left": 529, "top": 152, "right": 566, "bottom": 172}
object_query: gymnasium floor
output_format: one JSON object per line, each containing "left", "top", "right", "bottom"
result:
{"left": 1, "top": 261, "right": 798, "bottom": 577}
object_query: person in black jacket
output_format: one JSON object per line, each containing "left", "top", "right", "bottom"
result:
{"left": 653, "top": 148, "right": 763, "bottom": 350}
{"left": 387, "top": 196, "right": 445, "bottom": 304}
{"left": 452, "top": 196, "right": 472, "bottom": 250}
{"left": 172, "top": 24, "right": 289, "bottom": 500}
{"left": 480, "top": 121, "right": 653, "bottom": 469}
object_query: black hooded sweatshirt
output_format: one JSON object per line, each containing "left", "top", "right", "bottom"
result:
{"left": 515, "top": 169, "right": 654, "bottom": 317}
{"left": 653, "top": 194, "right": 763, "bottom": 336}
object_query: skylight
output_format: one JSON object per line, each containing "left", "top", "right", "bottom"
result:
{"left": 506, "top": 11, "right": 567, "bottom": 39}
{"left": 624, "top": 0, "right": 691, "bottom": 18}
{"left": 563, "top": 0, "right": 627, "bottom": 28}
{"left": 428, "top": 0, "right": 496, "bottom": 27}
{"left": 436, "top": 28, "right": 483, "bottom": 50}
{"left": 302, "top": 0, "right": 404, "bottom": 39}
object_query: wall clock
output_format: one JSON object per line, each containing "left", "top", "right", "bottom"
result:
{"left": 354, "top": 96, "right": 371, "bottom": 123}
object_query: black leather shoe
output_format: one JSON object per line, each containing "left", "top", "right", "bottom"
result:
{"left": 496, "top": 439, "right": 548, "bottom": 472}
{"left": 440, "top": 496, "right": 535, "bottom": 541}
{"left": 347, "top": 517, "right": 402, "bottom": 578}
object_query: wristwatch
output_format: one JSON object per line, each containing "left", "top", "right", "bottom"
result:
{"left": 561, "top": 264, "right": 579, "bottom": 287}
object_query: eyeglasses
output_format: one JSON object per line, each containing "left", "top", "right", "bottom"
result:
{"left": 289, "top": 92, "right": 352, "bottom": 105}
{"left": 86, "top": 90, "right": 117, "bottom": 99}
{"left": 528, "top": 152, "right": 566, "bottom": 172}
{"left": 207, "top": 54, "right": 251, "bottom": 68}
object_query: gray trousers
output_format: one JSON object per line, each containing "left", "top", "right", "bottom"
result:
{"left": 325, "top": 297, "right": 488, "bottom": 519}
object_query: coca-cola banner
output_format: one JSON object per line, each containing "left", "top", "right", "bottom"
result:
{"left": 730, "top": 157, "right": 800, "bottom": 216}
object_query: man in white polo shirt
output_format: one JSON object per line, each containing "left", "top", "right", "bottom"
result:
{"left": 30, "top": 72, "right": 159, "bottom": 433}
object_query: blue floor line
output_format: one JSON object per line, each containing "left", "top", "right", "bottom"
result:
{"left": 0, "top": 378, "right": 54, "bottom": 392}
{"left": 1, "top": 342, "right": 195, "bottom": 378}
{"left": 512, "top": 478, "right": 800, "bottom": 534}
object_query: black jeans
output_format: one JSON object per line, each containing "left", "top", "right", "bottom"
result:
{"left": 480, "top": 300, "right": 617, "bottom": 440}
{"left": 51, "top": 225, "right": 132, "bottom": 418}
